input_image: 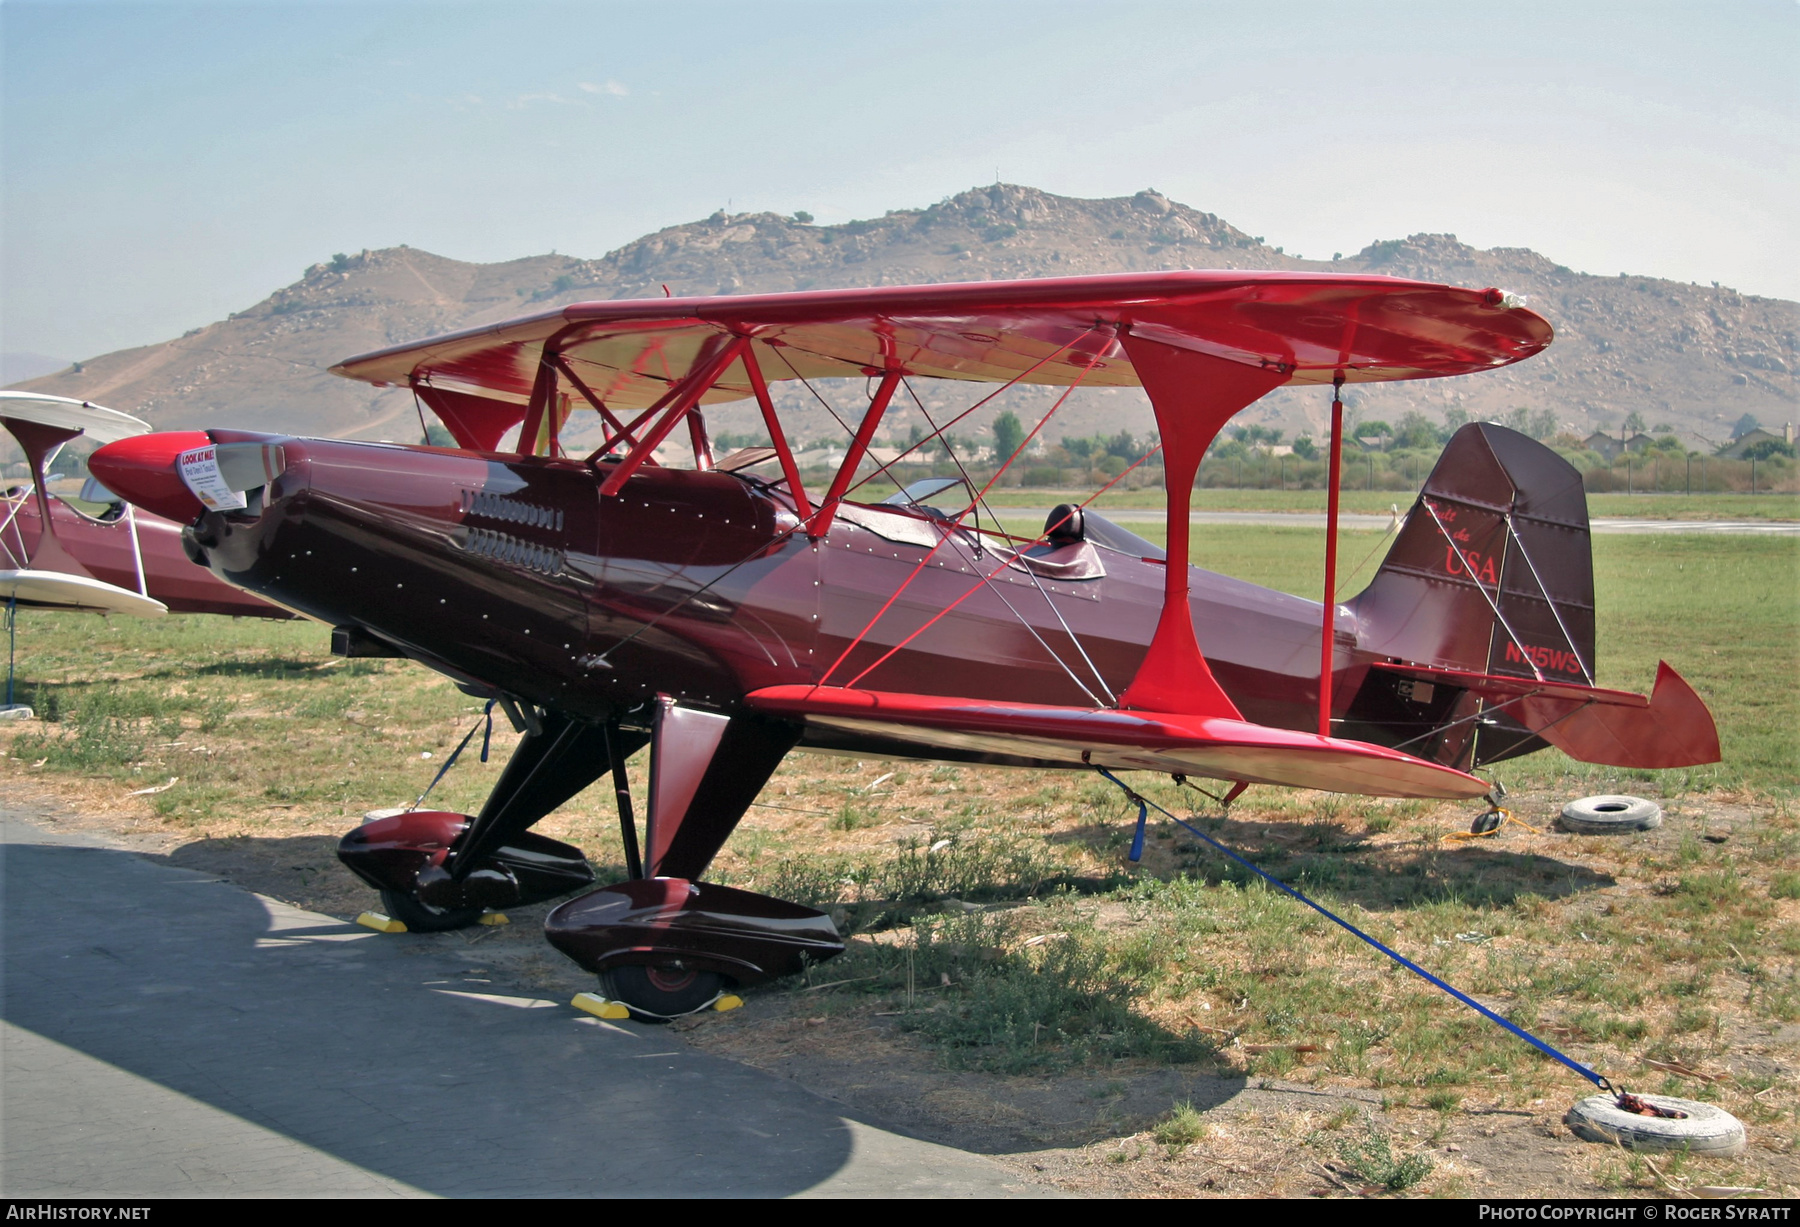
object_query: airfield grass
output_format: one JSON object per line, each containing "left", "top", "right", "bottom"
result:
{"left": 3, "top": 527, "right": 1797, "bottom": 1192}
{"left": 973, "top": 486, "right": 1800, "bottom": 521}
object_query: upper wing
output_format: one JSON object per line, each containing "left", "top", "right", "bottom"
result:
{"left": 744, "top": 684, "right": 1492, "bottom": 800}
{"left": 330, "top": 271, "right": 1550, "bottom": 441}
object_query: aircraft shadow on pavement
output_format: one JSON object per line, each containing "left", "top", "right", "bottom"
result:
{"left": 2, "top": 838, "right": 888, "bottom": 1197}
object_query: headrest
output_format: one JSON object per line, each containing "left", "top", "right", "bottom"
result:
{"left": 1044, "top": 503, "right": 1085, "bottom": 546}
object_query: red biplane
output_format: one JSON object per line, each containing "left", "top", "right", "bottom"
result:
{"left": 1, "top": 392, "right": 287, "bottom": 619}
{"left": 90, "top": 271, "right": 1719, "bottom": 1019}
{"left": 2, "top": 393, "right": 287, "bottom": 716}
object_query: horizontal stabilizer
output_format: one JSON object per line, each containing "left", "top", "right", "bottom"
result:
{"left": 746, "top": 686, "right": 1492, "bottom": 800}
{"left": 1370, "top": 662, "right": 1649, "bottom": 709}
{"left": 1513, "top": 661, "right": 1721, "bottom": 769}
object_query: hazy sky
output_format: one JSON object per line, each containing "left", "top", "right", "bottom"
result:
{"left": 3, "top": 1, "right": 1795, "bottom": 361}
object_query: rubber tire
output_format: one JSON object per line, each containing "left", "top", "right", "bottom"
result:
{"left": 601, "top": 965, "right": 728, "bottom": 1022}
{"left": 378, "top": 887, "right": 483, "bottom": 933}
{"left": 1560, "top": 795, "right": 1662, "bottom": 835}
{"left": 1470, "top": 809, "right": 1504, "bottom": 835}
{"left": 1565, "top": 1093, "right": 1745, "bottom": 1155}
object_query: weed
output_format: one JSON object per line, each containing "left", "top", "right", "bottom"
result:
{"left": 1771, "top": 872, "right": 1800, "bottom": 900}
{"left": 1152, "top": 1101, "right": 1208, "bottom": 1152}
{"left": 1425, "top": 1088, "right": 1461, "bottom": 1113}
{"left": 1335, "top": 1129, "right": 1434, "bottom": 1191}
{"left": 831, "top": 802, "right": 876, "bottom": 832}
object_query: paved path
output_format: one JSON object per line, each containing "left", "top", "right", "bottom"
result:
{"left": 994, "top": 508, "right": 1800, "bottom": 535}
{"left": 1, "top": 813, "right": 1047, "bottom": 1198}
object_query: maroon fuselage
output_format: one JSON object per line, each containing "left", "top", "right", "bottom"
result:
{"left": 2, "top": 488, "right": 290, "bottom": 618}
{"left": 174, "top": 431, "right": 1365, "bottom": 754}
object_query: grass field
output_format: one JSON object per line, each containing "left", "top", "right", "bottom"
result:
{"left": 976, "top": 487, "right": 1800, "bottom": 521}
{"left": 3, "top": 523, "right": 1796, "bottom": 1196}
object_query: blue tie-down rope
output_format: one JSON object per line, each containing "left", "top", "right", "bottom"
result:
{"left": 1094, "top": 768, "right": 1614, "bottom": 1095}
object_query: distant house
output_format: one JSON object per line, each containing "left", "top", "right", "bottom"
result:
{"left": 1719, "top": 424, "right": 1796, "bottom": 459}
{"left": 1583, "top": 431, "right": 1621, "bottom": 459}
{"left": 1585, "top": 431, "right": 1657, "bottom": 460}
{"left": 1353, "top": 434, "right": 1391, "bottom": 453}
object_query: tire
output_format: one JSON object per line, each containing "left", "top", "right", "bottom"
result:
{"left": 601, "top": 964, "right": 729, "bottom": 1021}
{"left": 1560, "top": 795, "right": 1662, "bottom": 835}
{"left": 1565, "top": 1093, "right": 1745, "bottom": 1155}
{"left": 378, "top": 887, "right": 483, "bottom": 933}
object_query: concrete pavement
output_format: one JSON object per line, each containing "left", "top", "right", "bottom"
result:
{"left": 0, "top": 812, "right": 1048, "bottom": 1198}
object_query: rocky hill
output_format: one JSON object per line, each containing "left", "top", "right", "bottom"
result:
{"left": 11, "top": 184, "right": 1797, "bottom": 454}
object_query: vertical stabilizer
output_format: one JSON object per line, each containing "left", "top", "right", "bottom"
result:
{"left": 1349, "top": 423, "right": 1596, "bottom": 686}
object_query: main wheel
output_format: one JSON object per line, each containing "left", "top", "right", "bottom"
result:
{"left": 378, "top": 887, "right": 483, "bottom": 933}
{"left": 601, "top": 964, "right": 729, "bottom": 1021}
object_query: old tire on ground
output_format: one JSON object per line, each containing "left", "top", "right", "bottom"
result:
{"left": 377, "top": 887, "right": 483, "bottom": 933}
{"left": 1560, "top": 795, "right": 1662, "bottom": 835}
{"left": 1565, "top": 1094, "right": 1745, "bottom": 1155}
{"left": 601, "top": 965, "right": 728, "bottom": 1021}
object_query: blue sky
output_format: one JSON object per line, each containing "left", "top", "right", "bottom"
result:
{"left": 3, "top": 0, "right": 1795, "bottom": 360}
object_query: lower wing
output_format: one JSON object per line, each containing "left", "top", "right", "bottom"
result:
{"left": 744, "top": 686, "right": 1493, "bottom": 800}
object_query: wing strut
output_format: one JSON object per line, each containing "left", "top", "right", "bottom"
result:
{"left": 1318, "top": 373, "right": 1346, "bottom": 735}
{"left": 738, "top": 344, "right": 813, "bottom": 519}
{"left": 809, "top": 369, "right": 901, "bottom": 539}
{"left": 598, "top": 334, "right": 749, "bottom": 497}
{"left": 550, "top": 353, "right": 643, "bottom": 453}
{"left": 1114, "top": 335, "right": 1287, "bottom": 716}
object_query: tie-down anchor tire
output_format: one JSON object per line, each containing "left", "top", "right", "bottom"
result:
{"left": 1565, "top": 1093, "right": 1745, "bottom": 1155}
{"left": 1559, "top": 795, "right": 1662, "bottom": 834}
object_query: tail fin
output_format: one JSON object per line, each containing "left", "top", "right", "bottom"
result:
{"left": 1348, "top": 422, "right": 1595, "bottom": 685}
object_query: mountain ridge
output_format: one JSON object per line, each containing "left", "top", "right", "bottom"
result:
{"left": 11, "top": 184, "right": 1796, "bottom": 451}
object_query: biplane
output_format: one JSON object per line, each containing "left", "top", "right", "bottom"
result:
{"left": 1, "top": 392, "right": 287, "bottom": 716}
{"left": 1, "top": 392, "right": 286, "bottom": 619}
{"left": 89, "top": 271, "right": 1719, "bottom": 1019}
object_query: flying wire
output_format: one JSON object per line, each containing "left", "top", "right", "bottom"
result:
{"left": 907, "top": 382, "right": 1114, "bottom": 704}
{"left": 817, "top": 337, "right": 1102, "bottom": 689}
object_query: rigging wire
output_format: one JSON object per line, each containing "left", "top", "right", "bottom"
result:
{"left": 908, "top": 385, "right": 1114, "bottom": 704}
{"left": 818, "top": 343, "right": 1105, "bottom": 689}
{"left": 840, "top": 441, "right": 1164, "bottom": 691}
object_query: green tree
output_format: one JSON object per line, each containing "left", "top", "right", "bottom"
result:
{"left": 1742, "top": 439, "right": 1795, "bottom": 461}
{"left": 991, "top": 411, "right": 1025, "bottom": 461}
{"left": 1732, "top": 413, "right": 1761, "bottom": 440}
{"left": 1622, "top": 410, "right": 1647, "bottom": 435}
{"left": 1104, "top": 430, "right": 1138, "bottom": 461}
{"left": 1392, "top": 412, "right": 1441, "bottom": 450}
{"left": 1290, "top": 435, "right": 1319, "bottom": 460}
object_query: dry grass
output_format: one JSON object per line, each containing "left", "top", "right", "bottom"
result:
{"left": 2, "top": 527, "right": 1794, "bottom": 1197}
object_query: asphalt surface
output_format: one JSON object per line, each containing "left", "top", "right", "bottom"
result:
{"left": 996, "top": 508, "right": 1800, "bottom": 535}
{"left": 0, "top": 811, "right": 1048, "bottom": 1198}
